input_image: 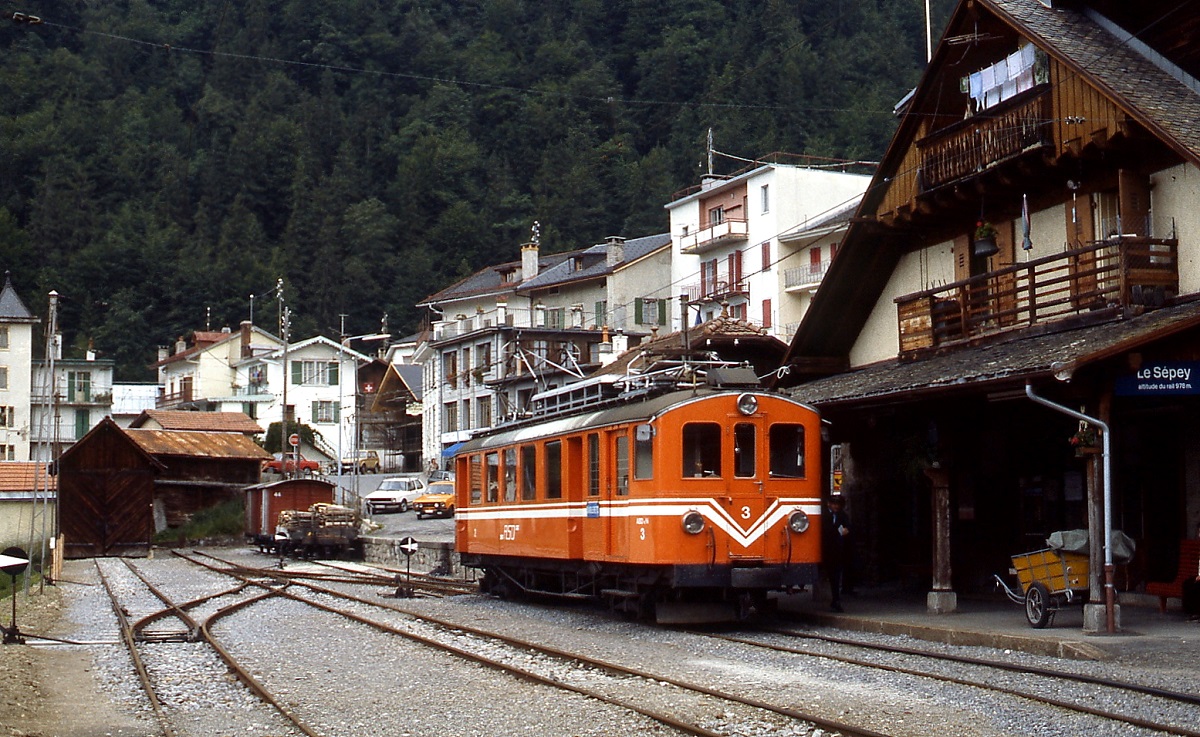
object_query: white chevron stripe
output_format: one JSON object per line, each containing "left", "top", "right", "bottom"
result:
{"left": 457, "top": 498, "right": 820, "bottom": 548}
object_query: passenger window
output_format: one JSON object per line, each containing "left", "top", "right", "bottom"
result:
{"left": 683, "top": 423, "right": 722, "bottom": 477}
{"left": 769, "top": 424, "right": 806, "bottom": 478}
{"left": 634, "top": 424, "right": 653, "bottom": 480}
{"left": 545, "top": 441, "right": 562, "bottom": 499}
{"left": 504, "top": 448, "right": 517, "bottom": 501}
{"left": 520, "top": 445, "right": 537, "bottom": 500}
{"left": 485, "top": 452, "right": 499, "bottom": 503}
{"left": 587, "top": 434, "right": 600, "bottom": 497}
{"left": 615, "top": 435, "right": 629, "bottom": 496}
{"left": 734, "top": 423, "right": 756, "bottom": 478}
{"left": 469, "top": 455, "right": 483, "bottom": 504}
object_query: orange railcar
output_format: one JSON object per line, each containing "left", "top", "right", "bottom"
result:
{"left": 454, "top": 387, "right": 821, "bottom": 621}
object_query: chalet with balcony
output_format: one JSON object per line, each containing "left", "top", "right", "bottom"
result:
{"left": 779, "top": 0, "right": 1200, "bottom": 622}
{"left": 666, "top": 155, "right": 870, "bottom": 337}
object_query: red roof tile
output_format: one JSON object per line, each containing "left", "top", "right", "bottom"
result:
{"left": 0, "top": 461, "right": 57, "bottom": 491}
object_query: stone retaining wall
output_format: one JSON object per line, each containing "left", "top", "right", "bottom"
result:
{"left": 361, "top": 536, "right": 468, "bottom": 579}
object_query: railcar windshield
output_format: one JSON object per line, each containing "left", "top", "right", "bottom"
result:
{"left": 768, "top": 424, "right": 806, "bottom": 478}
{"left": 683, "top": 423, "right": 722, "bottom": 477}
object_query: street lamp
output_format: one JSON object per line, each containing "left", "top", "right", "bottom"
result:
{"left": 338, "top": 331, "right": 390, "bottom": 508}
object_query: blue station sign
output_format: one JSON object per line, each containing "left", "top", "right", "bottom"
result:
{"left": 1116, "top": 362, "right": 1200, "bottom": 396}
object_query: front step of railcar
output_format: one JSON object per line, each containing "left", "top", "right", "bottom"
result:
{"left": 653, "top": 600, "right": 741, "bottom": 624}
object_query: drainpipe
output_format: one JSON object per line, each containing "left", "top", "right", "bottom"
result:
{"left": 1024, "top": 382, "right": 1116, "bottom": 634}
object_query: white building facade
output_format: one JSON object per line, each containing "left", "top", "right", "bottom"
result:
{"left": 666, "top": 160, "right": 871, "bottom": 336}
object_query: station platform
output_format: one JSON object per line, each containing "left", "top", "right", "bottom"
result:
{"left": 776, "top": 589, "right": 1200, "bottom": 662}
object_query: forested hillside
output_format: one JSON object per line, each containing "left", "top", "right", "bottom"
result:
{"left": 0, "top": 0, "right": 953, "bottom": 379}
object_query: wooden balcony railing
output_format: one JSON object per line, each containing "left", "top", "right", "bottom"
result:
{"left": 896, "top": 236, "right": 1179, "bottom": 354}
{"left": 917, "top": 89, "right": 1052, "bottom": 191}
{"left": 156, "top": 387, "right": 194, "bottom": 409}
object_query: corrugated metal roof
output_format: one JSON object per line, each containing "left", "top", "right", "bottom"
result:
{"left": 130, "top": 410, "right": 264, "bottom": 434}
{"left": 126, "top": 429, "right": 272, "bottom": 459}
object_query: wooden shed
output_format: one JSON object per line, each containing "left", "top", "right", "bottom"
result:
{"left": 244, "top": 478, "right": 336, "bottom": 543}
{"left": 57, "top": 418, "right": 272, "bottom": 558}
{"left": 57, "top": 418, "right": 161, "bottom": 559}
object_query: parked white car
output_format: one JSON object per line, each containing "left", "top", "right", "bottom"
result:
{"left": 363, "top": 476, "right": 426, "bottom": 514}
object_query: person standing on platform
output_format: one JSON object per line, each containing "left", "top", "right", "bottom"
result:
{"left": 824, "top": 494, "right": 851, "bottom": 612}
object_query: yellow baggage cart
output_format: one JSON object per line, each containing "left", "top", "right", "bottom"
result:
{"left": 994, "top": 548, "right": 1089, "bottom": 628}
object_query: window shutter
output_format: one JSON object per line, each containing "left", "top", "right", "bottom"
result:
{"left": 312, "top": 400, "right": 319, "bottom": 422}
{"left": 634, "top": 298, "right": 644, "bottom": 324}
{"left": 762, "top": 298, "right": 772, "bottom": 328}
{"left": 291, "top": 361, "right": 302, "bottom": 384}
{"left": 333, "top": 401, "right": 340, "bottom": 423}
{"left": 329, "top": 361, "right": 339, "bottom": 385}
{"left": 657, "top": 299, "right": 668, "bottom": 325}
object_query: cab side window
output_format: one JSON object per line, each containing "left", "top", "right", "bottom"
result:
{"left": 485, "top": 452, "right": 499, "bottom": 503}
{"left": 520, "top": 445, "right": 537, "bottom": 501}
{"left": 504, "top": 447, "right": 517, "bottom": 501}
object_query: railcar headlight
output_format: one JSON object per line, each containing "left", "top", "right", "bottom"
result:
{"left": 682, "top": 510, "right": 706, "bottom": 535}
{"left": 736, "top": 393, "right": 759, "bottom": 416}
{"left": 788, "top": 510, "right": 810, "bottom": 534}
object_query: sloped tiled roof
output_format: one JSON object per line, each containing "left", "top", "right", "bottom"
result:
{"left": 418, "top": 235, "right": 670, "bottom": 306}
{"left": 594, "top": 316, "right": 783, "bottom": 377}
{"left": 517, "top": 234, "right": 672, "bottom": 292}
{"left": 0, "top": 461, "right": 56, "bottom": 492}
{"left": 993, "top": 0, "right": 1200, "bottom": 162}
{"left": 126, "top": 429, "right": 272, "bottom": 460}
{"left": 129, "top": 410, "right": 264, "bottom": 434}
{"left": 790, "top": 298, "right": 1200, "bottom": 408}
{"left": 0, "top": 273, "right": 37, "bottom": 323}
{"left": 418, "top": 251, "right": 574, "bottom": 305}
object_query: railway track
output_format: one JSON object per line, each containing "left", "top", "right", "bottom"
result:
{"left": 181, "top": 550, "right": 893, "bottom": 737}
{"left": 698, "top": 624, "right": 1200, "bottom": 737}
{"left": 93, "top": 557, "right": 312, "bottom": 737}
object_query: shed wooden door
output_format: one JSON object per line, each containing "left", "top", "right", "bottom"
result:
{"left": 61, "top": 469, "right": 154, "bottom": 558}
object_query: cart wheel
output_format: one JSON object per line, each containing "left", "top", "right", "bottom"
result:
{"left": 1025, "top": 582, "right": 1052, "bottom": 628}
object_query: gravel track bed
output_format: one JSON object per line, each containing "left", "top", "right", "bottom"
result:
{"left": 773, "top": 624, "right": 1200, "bottom": 698}
{"left": 215, "top": 595, "right": 684, "bottom": 737}
{"left": 91, "top": 557, "right": 306, "bottom": 736}
{"left": 715, "top": 629, "right": 1200, "bottom": 736}
{"left": 39, "top": 549, "right": 1199, "bottom": 737}
{"left": 375, "top": 594, "right": 1196, "bottom": 737}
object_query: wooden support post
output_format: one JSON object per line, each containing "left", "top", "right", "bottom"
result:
{"left": 924, "top": 465, "right": 956, "bottom": 613}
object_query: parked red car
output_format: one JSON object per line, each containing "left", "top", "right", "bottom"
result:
{"left": 264, "top": 452, "right": 321, "bottom": 476}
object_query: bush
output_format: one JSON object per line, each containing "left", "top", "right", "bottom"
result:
{"left": 153, "top": 497, "right": 245, "bottom": 544}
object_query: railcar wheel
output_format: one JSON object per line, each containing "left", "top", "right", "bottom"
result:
{"left": 1025, "top": 582, "right": 1052, "bottom": 628}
